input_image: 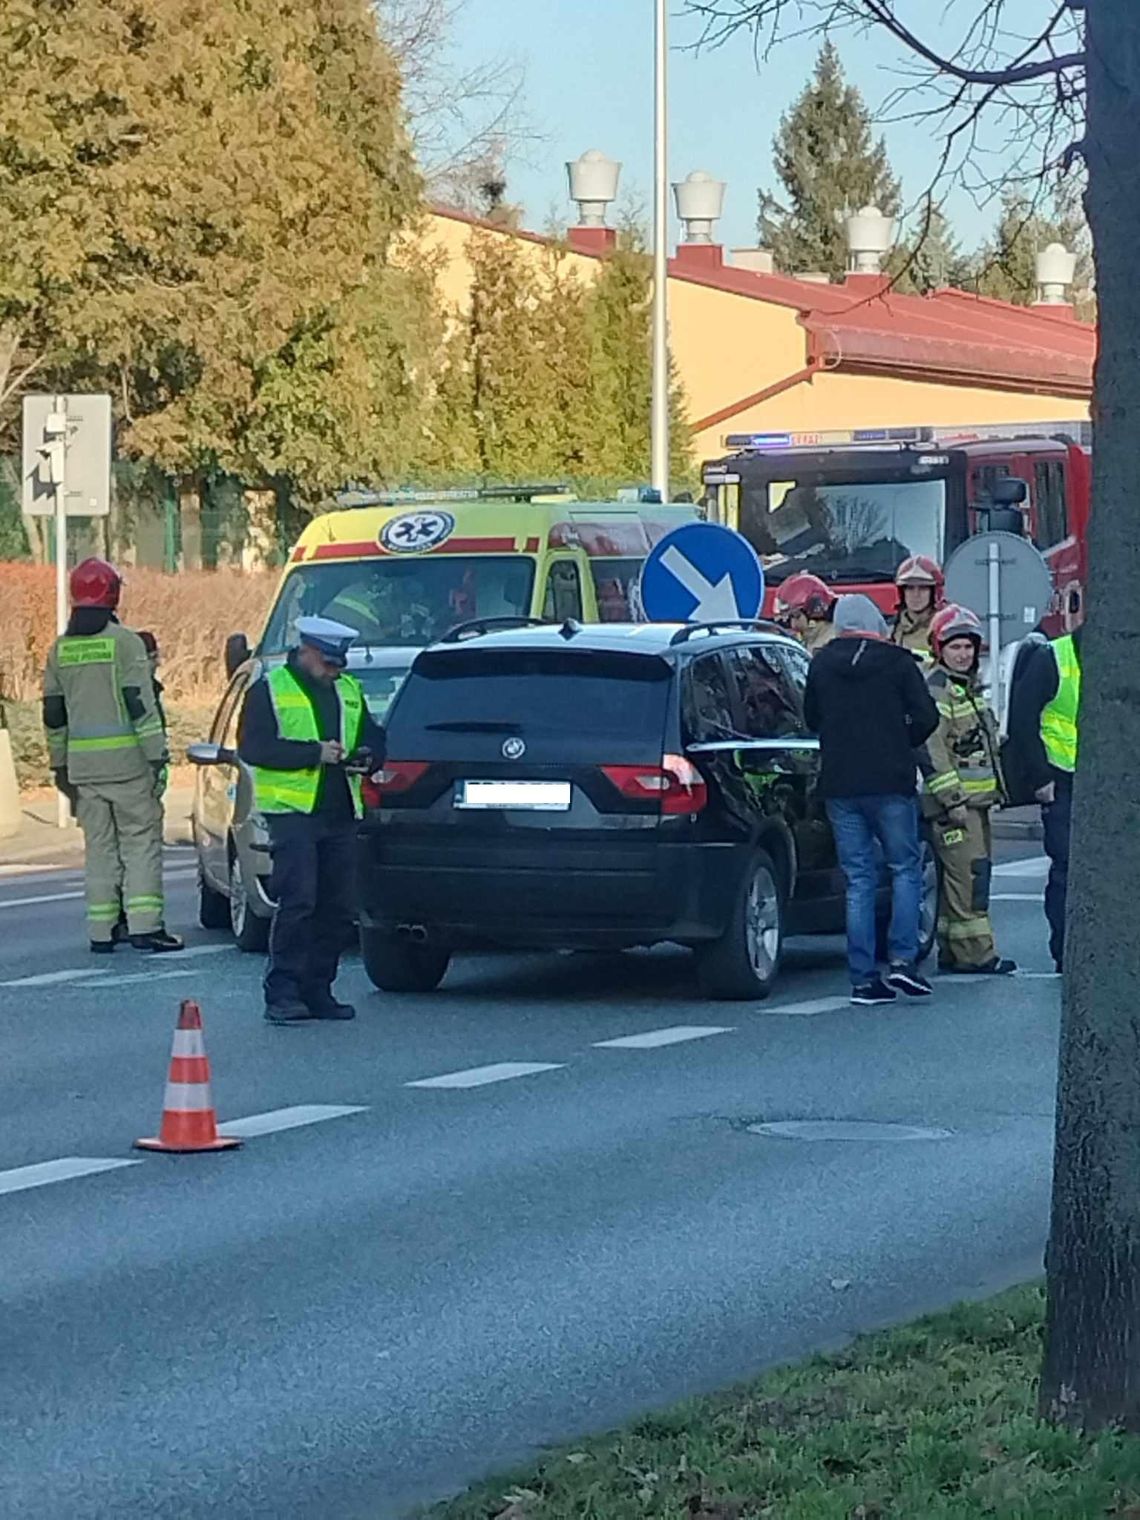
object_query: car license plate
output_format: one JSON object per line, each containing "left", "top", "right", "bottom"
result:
{"left": 455, "top": 780, "right": 572, "bottom": 811}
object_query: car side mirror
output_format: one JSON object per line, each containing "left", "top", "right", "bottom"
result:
{"left": 187, "top": 742, "right": 237, "bottom": 766}
{"left": 225, "top": 632, "right": 251, "bottom": 678}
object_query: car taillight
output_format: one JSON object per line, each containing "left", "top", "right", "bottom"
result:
{"left": 365, "top": 761, "right": 429, "bottom": 806}
{"left": 601, "top": 755, "right": 708, "bottom": 815}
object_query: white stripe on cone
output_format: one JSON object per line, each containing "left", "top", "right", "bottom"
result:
{"left": 171, "top": 1029, "right": 206, "bottom": 1058}
{"left": 161, "top": 1081, "right": 214, "bottom": 1112}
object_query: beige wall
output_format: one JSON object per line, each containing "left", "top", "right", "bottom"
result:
{"left": 424, "top": 211, "right": 1091, "bottom": 469}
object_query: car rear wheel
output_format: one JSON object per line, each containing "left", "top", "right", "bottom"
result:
{"left": 230, "top": 852, "right": 270, "bottom": 952}
{"left": 198, "top": 866, "right": 230, "bottom": 931}
{"left": 695, "top": 848, "right": 784, "bottom": 1001}
{"left": 361, "top": 928, "right": 451, "bottom": 993}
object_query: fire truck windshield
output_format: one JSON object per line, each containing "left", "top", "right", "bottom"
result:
{"left": 745, "top": 476, "right": 946, "bottom": 585}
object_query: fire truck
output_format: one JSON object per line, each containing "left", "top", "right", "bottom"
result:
{"left": 701, "top": 421, "right": 1093, "bottom": 634}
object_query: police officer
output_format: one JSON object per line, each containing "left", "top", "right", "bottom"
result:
{"left": 1007, "top": 626, "right": 1080, "bottom": 972}
{"left": 237, "top": 616, "right": 386, "bottom": 1024}
{"left": 891, "top": 556, "right": 944, "bottom": 662}
{"left": 922, "top": 604, "right": 1015, "bottom": 975}
{"left": 42, "top": 558, "right": 182, "bottom": 953}
{"left": 773, "top": 573, "right": 837, "bottom": 654}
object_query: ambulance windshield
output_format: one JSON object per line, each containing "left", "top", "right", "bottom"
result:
{"left": 259, "top": 557, "right": 537, "bottom": 653}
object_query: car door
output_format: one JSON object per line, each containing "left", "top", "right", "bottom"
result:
{"left": 197, "top": 671, "right": 249, "bottom": 888}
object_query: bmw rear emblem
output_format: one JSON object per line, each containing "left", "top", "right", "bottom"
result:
{"left": 502, "top": 737, "right": 526, "bottom": 759}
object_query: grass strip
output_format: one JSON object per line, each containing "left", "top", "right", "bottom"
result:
{"left": 427, "top": 1284, "right": 1140, "bottom": 1519}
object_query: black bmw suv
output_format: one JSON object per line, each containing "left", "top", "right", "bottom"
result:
{"left": 356, "top": 620, "right": 936, "bottom": 1000}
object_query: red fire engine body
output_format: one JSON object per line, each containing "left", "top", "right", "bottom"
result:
{"left": 701, "top": 422, "right": 1092, "bottom": 635}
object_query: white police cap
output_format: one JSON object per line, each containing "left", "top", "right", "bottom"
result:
{"left": 296, "top": 615, "right": 359, "bottom": 666}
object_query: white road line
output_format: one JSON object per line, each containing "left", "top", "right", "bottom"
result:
{"left": 764, "top": 996, "right": 851, "bottom": 1017}
{"left": 594, "top": 1025, "right": 733, "bottom": 1049}
{"left": 992, "top": 893, "right": 1044, "bottom": 902}
{"left": 221, "top": 1104, "right": 367, "bottom": 1138}
{"left": 406, "top": 1062, "right": 565, "bottom": 1090}
{"left": 0, "top": 890, "right": 83, "bottom": 909}
{"left": 1, "top": 968, "right": 108, "bottom": 988}
{"left": 70, "top": 969, "right": 200, "bottom": 989}
{"left": 1017, "top": 971, "right": 1062, "bottom": 980}
{"left": 0, "top": 1157, "right": 140, "bottom": 1197}
{"left": 0, "top": 943, "right": 236, "bottom": 990}
{"left": 993, "top": 856, "right": 1049, "bottom": 878}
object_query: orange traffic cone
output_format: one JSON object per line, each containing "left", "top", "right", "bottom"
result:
{"left": 135, "top": 1000, "right": 241, "bottom": 1153}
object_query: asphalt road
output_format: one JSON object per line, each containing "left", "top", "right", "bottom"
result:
{"left": 0, "top": 840, "right": 1060, "bottom": 1518}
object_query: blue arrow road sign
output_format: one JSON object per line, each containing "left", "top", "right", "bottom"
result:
{"left": 638, "top": 522, "right": 766, "bottom": 623}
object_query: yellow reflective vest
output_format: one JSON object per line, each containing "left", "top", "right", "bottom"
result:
{"left": 251, "top": 666, "right": 366, "bottom": 817}
{"left": 1040, "top": 634, "right": 1079, "bottom": 774}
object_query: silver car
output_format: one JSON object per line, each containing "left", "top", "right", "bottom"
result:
{"left": 188, "top": 647, "right": 414, "bottom": 949}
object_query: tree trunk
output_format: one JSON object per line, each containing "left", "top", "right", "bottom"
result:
{"left": 1040, "top": 1, "right": 1140, "bottom": 1430}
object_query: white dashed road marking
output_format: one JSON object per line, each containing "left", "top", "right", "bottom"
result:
{"left": 0, "top": 1157, "right": 141, "bottom": 1197}
{"left": 993, "top": 856, "right": 1049, "bottom": 878}
{"left": 762, "top": 996, "right": 851, "bottom": 1017}
{"left": 70, "top": 969, "right": 202, "bottom": 989}
{"left": 992, "top": 893, "right": 1044, "bottom": 902}
{"left": 594, "top": 1025, "right": 733, "bottom": 1049}
{"left": 1, "top": 968, "right": 106, "bottom": 988}
{"left": 222, "top": 1105, "right": 368, "bottom": 1138}
{"left": 407, "top": 1062, "right": 565, "bottom": 1090}
{"left": 1, "top": 944, "right": 236, "bottom": 989}
{"left": 0, "top": 890, "right": 84, "bottom": 910}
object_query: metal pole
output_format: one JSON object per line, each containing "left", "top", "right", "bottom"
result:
{"left": 650, "top": 0, "right": 669, "bottom": 497}
{"left": 53, "top": 399, "right": 69, "bottom": 828}
{"left": 987, "top": 539, "right": 1003, "bottom": 728}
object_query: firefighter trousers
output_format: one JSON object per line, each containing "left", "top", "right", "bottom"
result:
{"left": 933, "top": 807, "right": 996, "bottom": 970}
{"left": 75, "top": 776, "right": 164, "bottom": 942}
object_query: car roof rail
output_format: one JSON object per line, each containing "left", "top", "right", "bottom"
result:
{"left": 668, "top": 619, "right": 785, "bottom": 646}
{"left": 438, "top": 615, "right": 552, "bottom": 643}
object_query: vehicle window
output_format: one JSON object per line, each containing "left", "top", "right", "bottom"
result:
{"left": 970, "top": 464, "right": 1011, "bottom": 504}
{"left": 260, "top": 556, "right": 538, "bottom": 654}
{"left": 211, "top": 676, "right": 247, "bottom": 746}
{"left": 589, "top": 558, "right": 643, "bottom": 622}
{"left": 1034, "top": 461, "right": 1069, "bottom": 548}
{"left": 742, "top": 476, "right": 946, "bottom": 586}
{"left": 391, "top": 649, "right": 670, "bottom": 763}
{"left": 726, "top": 647, "right": 806, "bottom": 738}
{"left": 683, "top": 654, "right": 738, "bottom": 744}
{"left": 542, "top": 561, "right": 584, "bottom": 621}
{"left": 354, "top": 653, "right": 417, "bottom": 722}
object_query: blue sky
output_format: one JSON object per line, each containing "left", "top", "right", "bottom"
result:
{"left": 449, "top": 0, "right": 1058, "bottom": 255}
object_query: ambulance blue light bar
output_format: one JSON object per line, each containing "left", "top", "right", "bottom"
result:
{"left": 721, "top": 420, "right": 1091, "bottom": 453}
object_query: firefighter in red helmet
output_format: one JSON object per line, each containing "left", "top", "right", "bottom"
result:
{"left": 920, "top": 603, "right": 1015, "bottom": 975}
{"left": 774, "top": 572, "right": 837, "bottom": 654}
{"left": 891, "top": 555, "right": 944, "bottom": 663}
{"left": 41, "top": 558, "right": 182, "bottom": 953}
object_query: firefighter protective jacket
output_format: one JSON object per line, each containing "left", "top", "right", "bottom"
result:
{"left": 43, "top": 622, "right": 168, "bottom": 785}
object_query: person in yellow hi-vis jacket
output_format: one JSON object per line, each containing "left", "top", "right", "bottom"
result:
{"left": 920, "top": 603, "right": 1015, "bottom": 976}
{"left": 42, "top": 559, "right": 183, "bottom": 954}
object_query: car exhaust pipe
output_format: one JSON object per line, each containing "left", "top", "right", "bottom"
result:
{"left": 396, "top": 923, "right": 429, "bottom": 943}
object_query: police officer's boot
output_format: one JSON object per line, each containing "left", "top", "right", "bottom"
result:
{"left": 306, "top": 990, "right": 356, "bottom": 1021}
{"left": 264, "top": 1000, "right": 313, "bottom": 1025}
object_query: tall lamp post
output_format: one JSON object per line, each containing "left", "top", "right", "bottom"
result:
{"left": 650, "top": 0, "right": 669, "bottom": 497}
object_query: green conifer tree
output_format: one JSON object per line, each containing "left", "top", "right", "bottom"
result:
{"left": 758, "top": 42, "right": 901, "bottom": 278}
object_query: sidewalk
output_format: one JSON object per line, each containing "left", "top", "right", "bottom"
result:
{"left": 0, "top": 784, "right": 195, "bottom": 867}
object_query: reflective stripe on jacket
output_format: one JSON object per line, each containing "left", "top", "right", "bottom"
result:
{"left": 251, "top": 666, "right": 365, "bottom": 817}
{"left": 920, "top": 666, "right": 1002, "bottom": 815}
{"left": 1041, "top": 634, "right": 1079, "bottom": 774}
{"left": 42, "top": 624, "right": 166, "bottom": 784}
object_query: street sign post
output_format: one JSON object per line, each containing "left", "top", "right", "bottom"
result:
{"left": 944, "top": 530, "right": 1053, "bottom": 725}
{"left": 22, "top": 393, "right": 113, "bottom": 826}
{"left": 638, "top": 521, "right": 766, "bottom": 623}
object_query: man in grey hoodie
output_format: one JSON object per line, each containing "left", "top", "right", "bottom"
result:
{"left": 804, "top": 594, "right": 940, "bottom": 1005}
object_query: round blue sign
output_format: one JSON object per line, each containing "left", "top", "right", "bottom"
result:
{"left": 639, "top": 522, "right": 766, "bottom": 623}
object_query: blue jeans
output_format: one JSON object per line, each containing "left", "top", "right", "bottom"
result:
{"left": 825, "top": 795, "right": 922, "bottom": 983}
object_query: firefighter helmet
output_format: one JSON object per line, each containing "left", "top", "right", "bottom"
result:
{"left": 930, "top": 603, "right": 983, "bottom": 656}
{"left": 69, "top": 557, "right": 122, "bottom": 610}
{"left": 774, "top": 572, "right": 835, "bottom": 620}
{"left": 895, "top": 554, "right": 944, "bottom": 591}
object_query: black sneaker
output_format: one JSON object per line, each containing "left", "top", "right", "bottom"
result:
{"left": 979, "top": 957, "right": 1017, "bottom": 976}
{"left": 308, "top": 999, "right": 356, "bottom": 1021}
{"left": 886, "top": 963, "right": 933, "bottom": 997}
{"left": 264, "top": 1001, "right": 313, "bottom": 1025}
{"left": 129, "top": 929, "right": 185, "bottom": 954}
{"left": 851, "top": 977, "right": 897, "bottom": 1006}
{"left": 90, "top": 940, "right": 116, "bottom": 955}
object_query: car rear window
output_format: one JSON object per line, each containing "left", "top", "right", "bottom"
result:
{"left": 388, "top": 648, "right": 671, "bottom": 761}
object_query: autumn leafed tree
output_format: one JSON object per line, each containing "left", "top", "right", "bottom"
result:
{"left": 759, "top": 41, "right": 901, "bottom": 277}
{"left": 689, "top": 0, "right": 1140, "bottom": 1436}
{"left": 0, "top": 0, "right": 435, "bottom": 498}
